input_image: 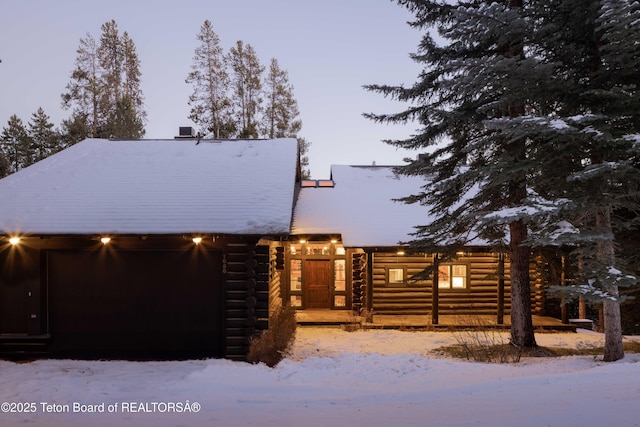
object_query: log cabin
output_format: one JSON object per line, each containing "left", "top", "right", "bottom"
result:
{"left": 0, "top": 137, "right": 300, "bottom": 360}
{"left": 274, "top": 165, "right": 554, "bottom": 324}
{"left": 0, "top": 139, "right": 566, "bottom": 360}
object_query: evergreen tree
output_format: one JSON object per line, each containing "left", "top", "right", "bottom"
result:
{"left": 121, "top": 31, "right": 146, "bottom": 135}
{"left": 60, "top": 112, "right": 91, "bottom": 148}
{"left": 27, "top": 107, "right": 60, "bottom": 160}
{"left": 106, "top": 95, "right": 145, "bottom": 139}
{"left": 262, "top": 58, "right": 311, "bottom": 177}
{"left": 527, "top": 0, "right": 640, "bottom": 361}
{"left": 227, "top": 40, "right": 264, "bottom": 138}
{"left": 367, "top": 0, "right": 639, "bottom": 359}
{"left": 61, "top": 33, "right": 102, "bottom": 137}
{"left": 186, "top": 20, "right": 234, "bottom": 138}
{"left": 297, "top": 137, "right": 312, "bottom": 179}
{"left": 62, "top": 21, "right": 146, "bottom": 139}
{"left": 0, "top": 150, "right": 9, "bottom": 178}
{"left": 98, "top": 19, "right": 123, "bottom": 123}
{"left": 366, "top": 0, "right": 544, "bottom": 348}
{"left": 262, "top": 58, "right": 302, "bottom": 138}
{"left": 1, "top": 115, "right": 32, "bottom": 173}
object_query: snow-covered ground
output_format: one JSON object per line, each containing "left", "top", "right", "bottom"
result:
{"left": 1, "top": 328, "right": 639, "bottom": 427}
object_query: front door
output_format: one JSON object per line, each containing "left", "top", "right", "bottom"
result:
{"left": 304, "top": 260, "right": 332, "bottom": 308}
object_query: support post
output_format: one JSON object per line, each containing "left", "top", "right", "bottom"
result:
{"left": 561, "top": 255, "right": 569, "bottom": 324}
{"left": 366, "top": 251, "right": 374, "bottom": 314}
{"left": 432, "top": 253, "right": 439, "bottom": 325}
{"left": 497, "top": 253, "right": 505, "bottom": 325}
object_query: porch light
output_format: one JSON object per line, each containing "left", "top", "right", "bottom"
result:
{"left": 330, "top": 239, "right": 338, "bottom": 244}
{"left": 397, "top": 250, "right": 405, "bottom": 256}
{"left": 192, "top": 237, "right": 203, "bottom": 245}
{"left": 9, "top": 237, "right": 20, "bottom": 245}
{"left": 100, "top": 237, "right": 111, "bottom": 244}
{"left": 299, "top": 239, "right": 307, "bottom": 244}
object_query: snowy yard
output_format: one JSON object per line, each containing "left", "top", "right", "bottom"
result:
{"left": 1, "top": 327, "right": 639, "bottom": 427}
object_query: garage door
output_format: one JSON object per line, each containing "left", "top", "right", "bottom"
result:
{"left": 47, "top": 249, "right": 223, "bottom": 359}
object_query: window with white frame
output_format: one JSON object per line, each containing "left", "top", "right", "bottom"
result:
{"left": 388, "top": 268, "right": 405, "bottom": 284}
{"left": 437, "top": 264, "right": 468, "bottom": 289}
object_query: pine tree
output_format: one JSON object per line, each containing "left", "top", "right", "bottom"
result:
{"left": 0, "top": 150, "right": 9, "bottom": 178}
{"left": 1, "top": 115, "right": 32, "bottom": 173}
{"left": 262, "top": 58, "right": 302, "bottom": 138}
{"left": 227, "top": 40, "right": 264, "bottom": 139}
{"left": 186, "top": 20, "right": 234, "bottom": 138}
{"left": 62, "top": 21, "right": 146, "bottom": 140}
{"left": 61, "top": 33, "right": 102, "bottom": 137}
{"left": 297, "top": 137, "right": 312, "bottom": 179}
{"left": 60, "top": 112, "right": 91, "bottom": 148}
{"left": 27, "top": 107, "right": 60, "bottom": 160}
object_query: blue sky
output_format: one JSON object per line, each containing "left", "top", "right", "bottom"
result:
{"left": 1, "top": 0, "right": 422, "bottom": 176}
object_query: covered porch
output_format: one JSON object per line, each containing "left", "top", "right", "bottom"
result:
{"left": 295, "top": 310, "right": 578, "bottom": 331}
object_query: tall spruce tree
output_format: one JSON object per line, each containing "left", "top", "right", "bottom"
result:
{"left": 227, "top": 40, "right": 264, "bottom": 139}
{"left": 367, "top": 0, "right": 640, "bottom": 358}
{"left": 366, "top": 0, "right": 545, "bottom": 348}
{"left": 524, "top": 0, "right": 640, "bottom": 361}
{"left": 186, "top": 20, "right": 234, "bottom": 138}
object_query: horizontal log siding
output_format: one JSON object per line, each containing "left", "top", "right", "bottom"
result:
{"left": 372, "top": 252, "right": 513, "bottom": 316}
{"left": 530, "top": 255, "right": 545, "bottom": 316}
{"left": 268, "top": 244, "right": 283, "bottom": 318}
{"left": 223, "top": 242, "right": 269, "bottom": 361}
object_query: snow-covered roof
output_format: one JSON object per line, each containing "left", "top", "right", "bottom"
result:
{"left": 0, "top": 138, "right": 298, "bottom": 235}
{"left": 292, "top": 165, "right": 430, "bottom": 247}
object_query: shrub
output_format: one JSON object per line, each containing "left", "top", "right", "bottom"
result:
{"left": 247, "top": 303, "right": 297, "bottom": 367}
{"left": 449, "top": 315, "right": 523, "bottom": 363}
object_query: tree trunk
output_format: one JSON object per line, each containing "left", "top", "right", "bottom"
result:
{"left": 509, "top": 219, "right": 537, "bottom": 348}
{"left": 597, "top": 207, "right": 624, "bottom": 361}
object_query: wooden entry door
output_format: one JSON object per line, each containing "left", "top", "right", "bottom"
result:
{"left": 304, "top": 260, "right": 332, "bottom": 308}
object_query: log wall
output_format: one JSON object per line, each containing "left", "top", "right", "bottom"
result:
{"left": 371, "top": 252, "right": 513, "bottom": 316}
{"left": 223, "top": 242, "right": 270, "bottom": 361}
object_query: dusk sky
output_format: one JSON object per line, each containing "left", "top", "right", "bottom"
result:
{"left": 1, "top": 0, "right": 423, "bottom": 177}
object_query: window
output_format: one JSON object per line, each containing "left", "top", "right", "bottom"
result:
{"left": 290, "top": 260, "right": 302, "bottom": 291}
{"left": 306, "top": 243, "right": 330, "bottom": 255}
{"left": 438, "top": 264, "right": 467, "bottom": 289}
{"left": 289, "top": 244, "right": 301, "bottom": 255}
{"left": 334, "top": 260, "right": 346, "bottom": 291}
{"left": 388, "top": 268, "right": 405, "bottom": 284}
{"left": 290, "top": 295, "right": 302, "bottom": 307}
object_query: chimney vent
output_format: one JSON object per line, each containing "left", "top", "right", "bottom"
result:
{"left": 175, "top": 127, "right": 196, "bottom": 139}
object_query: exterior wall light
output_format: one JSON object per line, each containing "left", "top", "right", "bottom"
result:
{"left": 9, "top": 237, "right": 20, "bottom": 245}
{"left": 192, "top": 237, "right": 203, "bottom": 245}
{"left": 100, "top": 237, "right": 111, "bottom": 244}
{"left": 397, "top": 250, "right": 406, "bottom": 256}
